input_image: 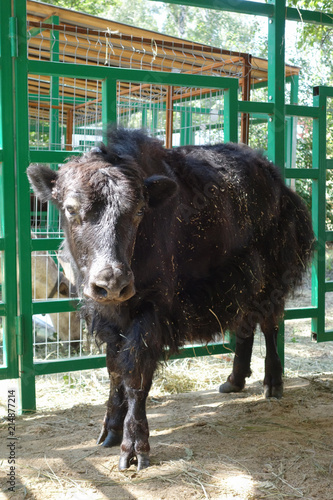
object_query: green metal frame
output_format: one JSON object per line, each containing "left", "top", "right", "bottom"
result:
{"left": 0, "top": 0, "right": 332, "bottom": 413}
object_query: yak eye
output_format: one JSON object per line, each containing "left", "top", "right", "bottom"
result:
{"left": 65, "top": 204, "right": 78, "bottom": 216}
{"left": 136, "top": 207, "right": 145, "bottom": 217}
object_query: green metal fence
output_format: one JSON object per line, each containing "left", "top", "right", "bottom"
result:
{"left": 0, "top": 0, "right": 332, "bottom": 414}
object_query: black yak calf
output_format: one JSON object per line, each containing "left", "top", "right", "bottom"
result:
{"left": 27, "top": 128, "right": 314, "bottom": 471}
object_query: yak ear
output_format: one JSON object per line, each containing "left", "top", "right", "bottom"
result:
{"left": 144, "top": 175, "right": 178, "bottom": 208}
{"left": 27, "top": 164, "right": 58, "bottom": 202}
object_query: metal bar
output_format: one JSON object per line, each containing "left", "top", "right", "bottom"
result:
{"left": 326, "top": 159, "right": 333, "bottom": 170}
{"left": 286, "top": 7, "right": 333, "bottom": 27}
{"left": 267, "top": 0, "right": 286, "bottom": 171}
{"left": 165, "top": 86, "right": 173, "bottom": 148}
{"left": 14, "top": 0, "right": 36, "bottom": 413}
{"left": 169, "top": 341, "right": 236, "bottom": 360}
{"left": 31, "top": 237, "right": 63, "bottom": 251}
{"left": 325, "top": 282, "right": 333, "bottom": 293}
{"left": 48, "top": 16, "right": 60, "bottom": 233}
{"left": 284, "top": 168, "right": 319, "bottom": 179}
{"left": 151, "top": 0, "right": 274, "bottom": 17}
{"left": 311, "top": 87, "right": 327, "bottom": 343}
{"left": 224, "top": 86, "right": 238, "bottom": 143}
{"left": 238, "top": 101, "right": 274, "bottom": 115}
{"left": 27, "top": 60, "right": 239, "bottom": 91}
{"left": 0, "top": 0, "right": 19, "bottom": 380}
{"left": 286, "top": 104, "right": 319, "bottom": 118}
{"left": 326, "top": 231, "right": 333, "bottom": 242}
{"left": 284, "top": 307, "right": 318, "bottom": 320}
{"left": 32, "top": 299, "right": 79, "bottom": 315}
{"left": 34, "top": 356, "right": 106, "bottom": 375}
{"left": 318, "top": 331, "right": 333, "bottom": 342}
{"left": 153, "top": 0, "right": 333, "bottom": 26}
{"left": 240, "top": 54, "right": 251, "bottom": 144}
{"left": 29, "top": 150, "right": 80, "bottom": 163}
{"left": 102, "top": 78, "right": 118, "bottom": 137}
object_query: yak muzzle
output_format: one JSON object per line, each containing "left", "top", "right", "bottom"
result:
{"left": 85, "top": 265, "right": 136, "bottom": 303}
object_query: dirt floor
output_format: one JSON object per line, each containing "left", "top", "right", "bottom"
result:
{"left": 0, "top": 282, "right": 333, "bottom": 499}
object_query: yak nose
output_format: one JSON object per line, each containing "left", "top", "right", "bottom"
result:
{"left": 87, "top": 266, "right": 135, "bottom": 303}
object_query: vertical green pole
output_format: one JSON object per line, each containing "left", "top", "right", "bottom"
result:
{"left": 288, "top": 75, "right": 299, "bottom": 170}
{"left": 185, "top": 108, "right": 193, "bottom": 145}
{"left": 311, "top": 87, "right": 326, "bottom": 342}
{"left": 102, "top": 78, "right": 118, "bottom": 142}
{"left": 224, "top": 85, "right": 238, "bottom": 143}
{"left": 267, "top": 0, "right": 285, "bottom": 172}
{"left": 267, "top": 0, "right": 286, "bottom": 368}
{"left": 152, "top": 106, "right": 159, "bottom": 136}
{"left": 141, "top": 106, "right": 148, "bottom": 128}
{"left": 49, "top": 16, "right": 60, "bottom": 233}
{"left": 14, "top": 0, "right": 36, "bottom": 413}
{"left": 0, "top": 0, "right": 19, "bottom": 380}
{"left": 180, "top": 110, "right": 186, "bottom": 146}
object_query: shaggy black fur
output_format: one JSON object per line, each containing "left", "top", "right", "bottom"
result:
{"left": 27, "top": 128, "right": 314, "bottom": 471}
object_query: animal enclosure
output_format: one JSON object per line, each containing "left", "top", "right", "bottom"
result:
{"left": 0, "top": 0, "right": 333, "bottom": 415}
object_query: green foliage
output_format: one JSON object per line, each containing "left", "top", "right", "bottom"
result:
{"left": 36, "top": 0, "right": 113, "bottom": 16}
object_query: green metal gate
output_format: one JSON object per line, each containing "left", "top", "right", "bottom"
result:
{"left": 0, "top": 0, "right": 332, "bottom": 413}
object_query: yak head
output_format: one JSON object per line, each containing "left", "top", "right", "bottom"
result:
{"left": 27, "top": 148, "right": 177, "bottom": 304}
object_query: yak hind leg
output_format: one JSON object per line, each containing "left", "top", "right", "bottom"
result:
{"left": 97, "top": 371, "right": 127, "bottom": 448}
{"left": 219, "top": 322, "right": 255, "bottom": 394}
{"left": 260, "top": 316, "right": 283, "bottom": 399}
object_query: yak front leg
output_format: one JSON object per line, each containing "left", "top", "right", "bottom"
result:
{"left": 118, "top": 383, "right": 153, "bottom": 471}
{"left": 97, "top": 371, "right": 127, "bottom": 447}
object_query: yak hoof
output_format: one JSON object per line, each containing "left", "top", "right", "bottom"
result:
{"left": 264, "top": 384, "right": 283, "bottom": 399}
{"left": 137, "top": 453, "right": 150, "bottom": 471}
{"left": 118, "top": 452, "right": 150, "bottom": 471}
{"left": 219, "top": 380, "right": 243, "bottom": 394}
{"left": 97, "top": 428, "right": 123, "bottom": 447}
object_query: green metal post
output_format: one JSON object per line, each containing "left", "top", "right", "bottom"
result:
{"left": 286, "top": 75, "right": 299, "bottom": 173}
{"left": 311, "top": 87, "right": 326, "bottom": 342}
{"left": 224, "top": 86, "right": 238, "bottom": 143}
{"left": 102, "top": 78, "right": 118, "bottom": 141}
{"left": 0, "top": 0, "right": 19, "bottom": 381}
{"left": 267, "top": 0, "right": 286, "bottom": 171}
{"left": 48, "top": 16, "right": 60, "bottom": 233}
{"left": 267, "top": 0, "right": 286, "bottom": 368}
{"left": 14, "top": 0, "right": 36, "bottom": 413}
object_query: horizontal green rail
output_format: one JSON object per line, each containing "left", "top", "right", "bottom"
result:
{"left": 326, "top": 231, "right": 333, "bottom": 242}
{"left": 318, "top": 331, "right": 333, "bottom": 342}
{"left": 325, "top": 282, "right": 333, "bottom": 293}
{"left": 284, "top": 307, "right": 318, "bottom": 321}
{"left": 284, "top": 168, "right": 319, "bottom": 179}
{"left": 0, "top": 238, "right": 5, "bottom": 251}
{"left": 32, "top": 298, "right": 79, "bottom": 315}
{"left": 29, "top": 150, "right": 80, "bottom": 164}
{"left": 326, "top": 159, "right": 333, "bottom": 169}
{"left": 153, "top": 1, "right": 333, "bottom": 27}
{"left": 285, "top": 104, "right": 319, "bottom": 118}
{"left": 28, "top": 61, "right": 239, "bottom": 90}
{"left": 238, "top": 101, "right": 274, "bottom": 115}
{"left": 31, "top": 238, "right": 63, "bottom": 252}
{"left": 33, "top": 340, "right": 235, "bottom": 376}
{"left": 34, "top": 355, "right": 106, "bottom": 375}
{"left": 0, "top": 304, "right": 6, "bottom": 315}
